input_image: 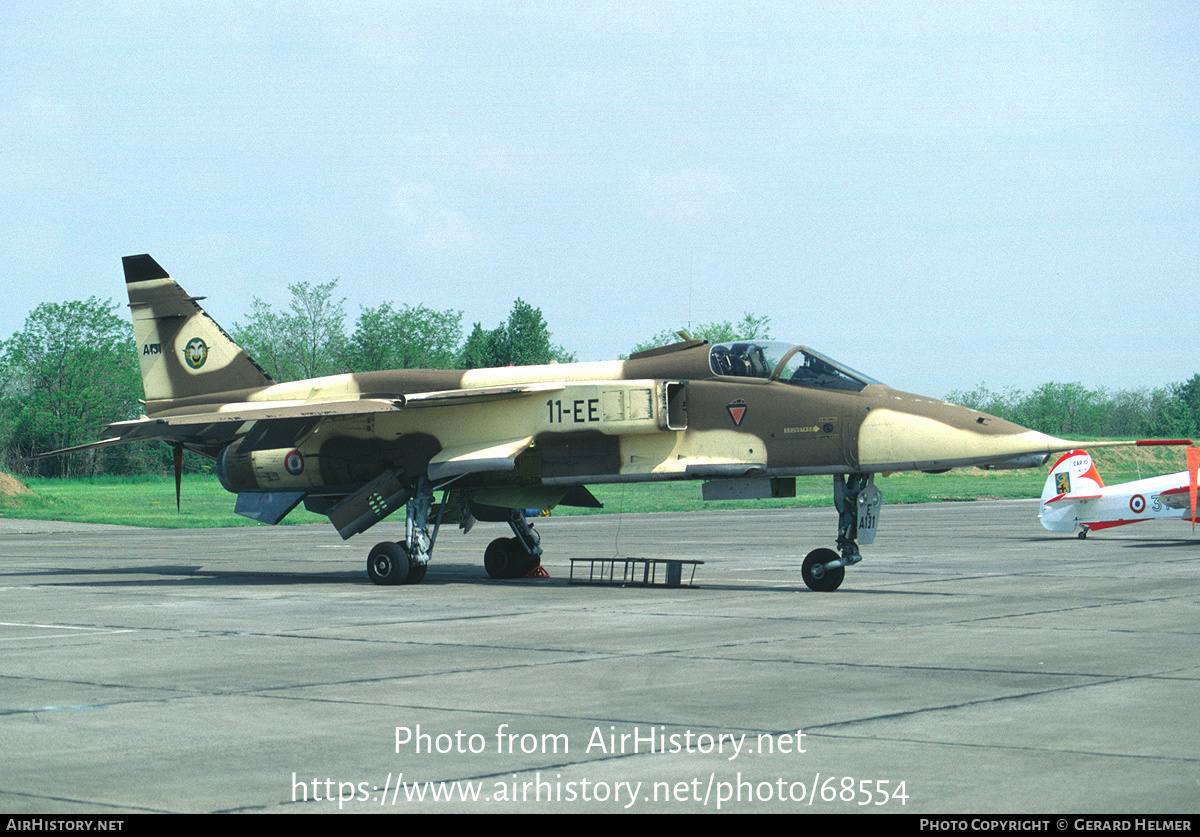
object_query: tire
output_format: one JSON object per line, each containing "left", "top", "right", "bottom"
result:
{"left": 484, "top": 537, "right": 516, "bottom": 579}
{"left": 521, "top": 550, "right": 542, "bottom": 576}
{"left": 801, "top": 548, "right": 845, "bottom": 592}
{"left": 368, "top": 542, "right": 410, "bottom": 585}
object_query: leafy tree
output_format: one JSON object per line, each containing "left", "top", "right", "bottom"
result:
{"left": 0, "top": 298, "right": 142, "bottom": 476}
{"left": 344, "top": 302, "right": 462, "bottom": 371}
{"left": 946, "top": 381, "right": 1181, "bottom": 439}
{"left": 458, "top": 322, "right": 504, "bottom": 369}
{"left": 944, "top": 383, "right": 1022, "bottom": 419}
{"left": 500, "top": 299, "right": 559, "bottom": 366}
{"left": 232, "top": 280, "right": 346, "bottom": 381}
{"left": 458, "top": 299, "right": 575, "bottom": 368}
{"left": 1094, "top": 386, "right": 1170, "bottom": 438}
{"left": 1147, "top": 374, "right": 1200, "bottom": 440}
{"left": 631, "top": 313, "right": 771, "bottom": 355}
{"left": 1011, "top": 382, "right": 1100, "bottom": 436}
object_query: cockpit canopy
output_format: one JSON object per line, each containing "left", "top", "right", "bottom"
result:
{"left": 708, "top": 341, "right": 880, "bottom": 392}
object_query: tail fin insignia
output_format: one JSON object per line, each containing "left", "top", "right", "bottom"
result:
{"left": 1039, "top": 449, "right": 1104, "bottom": 533}
{"left": 122, "top": 255, "right": 273, "bottom": 410}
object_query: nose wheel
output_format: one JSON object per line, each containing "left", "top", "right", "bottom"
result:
{"left": 801, "top": 548, "right": 845, "bottom": 592}
{"left": 799, "top": 473, "right": 878, "bottom": 591}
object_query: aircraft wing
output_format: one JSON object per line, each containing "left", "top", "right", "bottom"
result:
{"left": 112, "top": 398, "right": 401, "bottom": 439}
{"left": 116, "top": 382, "right": 565, "bottom": 440}
{"left": 1157, "top": 486, "right": 1193, "bottom": 510}
{"left": 23, "top": 398, "right": 405, "bottom": 460}
{"left": 401, "top": 382, "right": 563, "bottom": 407}
{"left": 27, "top": 383, "right": 568, "bottom": 461}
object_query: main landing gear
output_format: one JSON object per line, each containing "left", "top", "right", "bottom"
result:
{"left": 484, "top": 508, "right": 544, "bottom": 579}
{"left": 364, "top": 478, "right": 544, "bottom": 586}
{"left": 367, "top": 476, "right": 439, "bottom": 586}
{"left": 800, "top": 473, "right": 880, "bottom": 592}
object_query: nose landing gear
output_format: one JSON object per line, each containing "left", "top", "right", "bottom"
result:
{"left": 801, "top": 473, "right": 879, "bottom": 592}
{"left": 801, "top": 548, "right": 845, "bottom": 592}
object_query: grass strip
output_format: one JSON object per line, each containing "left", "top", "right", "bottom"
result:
{"left": 0, "top": 443, "right": 1187, "bottom": 529}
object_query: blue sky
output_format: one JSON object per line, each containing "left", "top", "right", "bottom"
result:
{"left": 2, "top": 1, "right": 1197, "bottom": 396}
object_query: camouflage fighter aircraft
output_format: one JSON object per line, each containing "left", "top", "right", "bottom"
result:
{"left": 39, "top": 255, "right": 1112, "bottom": 591}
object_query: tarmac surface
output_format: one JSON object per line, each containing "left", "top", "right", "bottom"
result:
{"left": 1, "top": 500, "right": 1197, "bottom": 814}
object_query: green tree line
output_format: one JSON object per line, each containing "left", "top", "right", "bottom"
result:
{"left": 946, "top": 379, "right": 1200, "bottom": 440}
{"left": 227, "top": 280, "right": 575, "bottom": 382}
{"left": 0, "top": 282, "right": 574, "bottom": 477}
{"left": 2, "top": 284, "right": 1198, "bottom": 478}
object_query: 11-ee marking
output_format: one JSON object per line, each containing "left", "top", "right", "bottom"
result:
{"left": 548, "top": 398, "right": 600, "bottom": 424}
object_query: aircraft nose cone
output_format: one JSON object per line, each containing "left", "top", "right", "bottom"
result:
{"left": 856, "top": 401, "right": 1069, "bottom": 472}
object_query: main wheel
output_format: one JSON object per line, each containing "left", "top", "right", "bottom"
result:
{"left": 521, "top": 550, "right": 542, "bottom": 576}
{"left": 484, "top": 537, "right": 528, "bottom": 577}
{"left": 484, "top": 537, "right": 515, "bottom": 579}
{"left": 801, "top": 548, "right": 845, "bottom": 592}
{"left": 484, "top": 537, "right": 533, "bottom": 579}
{"left": 405, "top": 563, "right": 427, "bottom": 585}
{"left": 368, "top": 541, "right": 410, "bottom": 585}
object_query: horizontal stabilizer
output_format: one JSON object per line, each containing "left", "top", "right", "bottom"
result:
{"left": 18, "top": 436, "right": 132, "bottom": 462}
{"left": 1043, "top": 492, "right": 1102, "bottom": 505}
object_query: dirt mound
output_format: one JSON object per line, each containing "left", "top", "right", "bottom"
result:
{"left": 0, "top": 471, "right": 31, "bottom": 497}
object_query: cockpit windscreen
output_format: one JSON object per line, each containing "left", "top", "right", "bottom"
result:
{"left": 709, "top": 341, "right": 880, "bottom": 392}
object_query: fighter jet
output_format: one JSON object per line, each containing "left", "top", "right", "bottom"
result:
{"left": 37, "top": 255, "right": 1108, "bottom": 591}
{"left": 1039, "top": 446, "right": 1199, "bottom": 538}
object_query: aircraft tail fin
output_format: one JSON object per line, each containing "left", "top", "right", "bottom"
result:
{"left": 123, "top": 255, "right": 274, "bottom": 411}
{"left": 1038, "top": 449, "right": 1104, "bottom": 532}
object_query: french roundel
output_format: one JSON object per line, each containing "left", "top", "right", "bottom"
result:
{"left": 285, "top": 449, "right": 304, "bottom": 476}
{"left": 1129, "top": 494, "right": 1146, "bottom": 514}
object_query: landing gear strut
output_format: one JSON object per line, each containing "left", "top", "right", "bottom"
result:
{"left": 801, "top": 473, "right": 880, "bottom": 592}
{"left": 366, "top": 476, "right": 444, "bottom": 586}
{"left": 484, "top": 509, "right": 543, "bottom": 579}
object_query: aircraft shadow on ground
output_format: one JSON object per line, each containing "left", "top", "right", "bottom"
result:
{"left": 0, "top": 561, "right": 934, "bottom": 594}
